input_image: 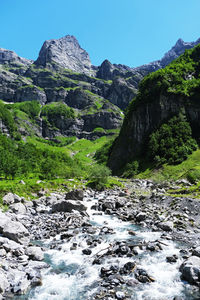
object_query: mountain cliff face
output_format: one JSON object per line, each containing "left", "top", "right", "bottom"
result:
{"left": 0, "top": 35, "right": 200, "bottom": 140}
{"left": 35, "top": 35, "right": 93, "bottom": 75}
{"left": 108, "top": 44, "right": 200, "bottom": 173}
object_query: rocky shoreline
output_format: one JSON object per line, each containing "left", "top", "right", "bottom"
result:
{"left": 0, "top": 180, "right": 200, "bottom": 299}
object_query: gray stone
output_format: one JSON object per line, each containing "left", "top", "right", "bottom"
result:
{"left": 9, "top": 203, "right": 26, "bottom": 214}
{"left": 3, "top": 193, "right": 21, "bottom": 205}
{"left": 8, "top": 269, "right": 29, "bottom": 294}
{"left": 193, "top": 246, "right": 200, "bottom": 258}
{"left": 51, "top": 200, "right": 86, "bottom": 213}
{"left": 35, "top": 35, "right": 93, "bottom": 75}
{"left": 0, "top": 213, "right": 30, "bottom": 245}
{"left": 180, "top": 256, "right": 200, "bottom": 285}
{"left": 65, "top": 189, "right": 84, "bottom": 201}
{"left": 136, "top": 212, "right": 147, "bottom": 222}
{"left": 26, "top": 246, "right": 44, "bottom": 261}
{"left": 115, "top": 291, "right": 126, "bottom": 299}
{"left": 0, "top": 271, "right": 9, "bottom": 293}
{"left": 158, "top": 221, "right": 174, "bottom": 232}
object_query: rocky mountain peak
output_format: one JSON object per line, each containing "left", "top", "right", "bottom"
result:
{"left": 0, "top": 48, "right": 33, "bottom": 66}
{"left": 35, "top": 35, "right": 93, "bottom": 75}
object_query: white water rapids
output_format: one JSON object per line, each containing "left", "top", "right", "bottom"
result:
{"left": 17, "top": 191, "right": 199, "bottom": 300}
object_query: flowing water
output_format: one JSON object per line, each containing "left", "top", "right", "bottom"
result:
{"left": 16, "top": 191, "right": 200, "bottom": 300}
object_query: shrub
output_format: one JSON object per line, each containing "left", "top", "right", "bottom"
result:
{"left": 87, "top": 164, "right": 111, "bottom": 190}
{"left": 148, "top": 113, "right": 197, "bottom": 165}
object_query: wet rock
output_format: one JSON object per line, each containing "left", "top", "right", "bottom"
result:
{"left": 8, "top": 270, "right": 29, "bottom": 294}
{"left": 135, "top": 269, "right": 155, "bottom": 283}
{"left": 102, "top": 201, "right": 115, "bottom": 212}
{"left": 9, "top": 203, "right": 26, "bottom": 214}
{"left": 166, "top": 254, "right": 178, "bottom": 263}
{"left": 26, "top": 246, "right": 44, "bottom": 261}
{"left": 193, "top": 246, "right": 200, "bottom": 258}
{"left": 65, "top": 189, "right": 84, "bottom": 201}
{"left": 115, "top": 291, "right": 126, "bottom": 299}
{"left": 82, "top": 248, "right": 92, "bottom": 255}
{"left": 180, "top": 256, "right": 200, "bottom": 285}
{"left": 120, "top": 261, "right": 136, "bottom": 275}
{"left": 0, "top": 271, "right": 9, "bottom": 293}
{"left": 51, "top": 200, "right": 86, "bottom": 213}
{"left": 158, "top": 221, "right": 174, "bottom": 231}
{"left": 100, "top": 265, "right": 119, "bottom": 277}
{"left": 136, "top": 212, "right": 147, "bottom": 222}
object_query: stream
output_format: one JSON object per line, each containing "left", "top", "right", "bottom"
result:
{"left": 14, "top": 190, "right": 200, "bottom": 300}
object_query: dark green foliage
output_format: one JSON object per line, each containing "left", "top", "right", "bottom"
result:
{"left": 87, "top": 164, "right": 111, "bottom": 190}
{"left": 122, "top": 161, "right": 139, "bottom": 178}
{"left": 94, "top": 139, "right": 114, "bottom": 165}
{"left": 0, "top": 101, "right": 18, "bottom": 137}
{"left": 148, "top": 114, "right": 197, "bottom": 165}
{"left": 41, "top": 102, "right": 75, "bottom": 128}
{"left": 186, "top": 169, "right": 200, "bottom": 184}
{"left": 6, "top": 101, "right": 41, "bottom": 119}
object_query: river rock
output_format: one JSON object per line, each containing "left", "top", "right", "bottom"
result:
{"left": 9, "top": 203, "right": 26, "bottom": 214}
{"left": 26, "top": 246, "right": 44, "bottom": 261}
{"left": 158, "top": 221, "right": 174, "bottom": 231}
{"left": 65, "top": 189, "right": 84, "bottom": 201}
{"left": 0, "top": 213, "right": 30, "bottom": 245}
{"left": 8, "top": 270, "right": 29, "bottom": 294}
{"left": 0, "top": 271, "right": 9, "bottom": 293}
{"left": 136, "top": 212, "right": 147, "bottom": 222}
{"left": 3, "top": 193, "right": 21, "bottom": 205}
{"left": 180, "top": 256, "right": 200, "bottom": 285}
{"left": 51, "top": 200, "right": 86, "bottom": 213}
{"left": 193, "top": 246, "right": 200, "bottom": 258}
{"left": 116, "top": 291, "right": 126, "bottom": 299}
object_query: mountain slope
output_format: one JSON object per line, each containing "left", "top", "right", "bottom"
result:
{"left": 108, "top": 44, "right": 200, "bottom": 173}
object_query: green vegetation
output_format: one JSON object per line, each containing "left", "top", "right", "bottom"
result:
{"left": 126, "top": 44, "right": 200, "bottom": 115}
{"left": 0, "top": 101, "right": 18, "bottom": 137}
{"left": 6, "top": 101, "right": 41, "bottom": 119}
{"left": 87, "top": 164, "right": 111, "bottom": 190}
{"left": 148, "top": 113, "right": 197, "bottom": 165}
{"left": 41, "top": 102, "right": 75, "bottom": 128}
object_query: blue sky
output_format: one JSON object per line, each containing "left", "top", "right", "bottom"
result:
{"left": 1, "top": 0, "right": 200, "bottom": 67}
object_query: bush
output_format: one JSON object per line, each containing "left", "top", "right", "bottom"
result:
{"left": 87, "top": 164, "right": 111, "bottom": 190}
{"left": 122, "top": 160, "right": 139, "bottom": 178}
{"left": 187, "top": 169, "right": 200, "bottom": 184}
{"left": 148, "top": 113, "right": 197, "bottom": 165}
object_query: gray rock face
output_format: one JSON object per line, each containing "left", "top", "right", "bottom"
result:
{"left": 35, "top": 35, "right": 93, "bottom": 75}
{"left": 0, "top": 48, "right": 33, "bottom": 66}
{"left": 134, "top": 38, "right": 200, "bottom": 74}
{"left": 51, "top": 200, "right": 86, "bottom": 213}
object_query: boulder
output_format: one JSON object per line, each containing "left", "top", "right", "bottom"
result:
{"left": 0, "top": 271, "right": 9, "bottom": 293}
{"left": 0, "top": 212, "right": 30, "bottom": 245}
{"left": 3, "top": 193, "right": 21, "bottom": 205}
{"left": 65, "top": 189, "right": 84, "bottom": 201}
{"left": 9, "top": 203, "right": 26, "bottom": 214}
{"left": 26, "top": 246, "right": 44, "bottom": 261}
{"left": 180, "top": 256, "right": 200, "bottom": 285}
{"left": 158, "top": 221, "right": 174, "bottom": 231}
{"left": 136, "top": 212, "right": 147, "bottom": 222}
{"left": 51, "top": 200, "right": 86, "bottom": 213}
{"left": 193, "top": 246, "right": 200, "bottom": 258}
